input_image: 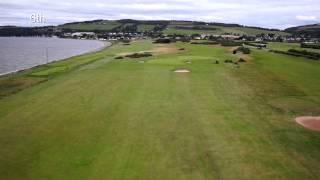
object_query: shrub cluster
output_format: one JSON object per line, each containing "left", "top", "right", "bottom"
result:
{"left": 238, "top": 58, "right": 247, "bottom": 62}
{"left": 288, "top": 49, "right": 320, "bottom": 59}
{"left": 125, "top": 52, "right": 153, "bottom": 58}
{"left": 301, "top": 43, "right": 320, "bottom": 49}
{"left": 115, "top": 56, "right": 124, "bottom": 59}
{"left": 270, "top": 49, "right": 320, "bottom": 60}
{"left": 235, "top": 47, "right": 251, "bottom": 54}
{"left": 153, "top": 38, "right": 171, "bottom": 44}
{"left": 224, "top": 59, "right": 233, "bottom": 63}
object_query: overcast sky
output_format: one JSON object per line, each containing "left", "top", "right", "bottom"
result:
{"left": 0, "top": 0, "right": 319, "bottom": 29}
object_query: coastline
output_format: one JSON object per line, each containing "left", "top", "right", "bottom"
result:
{"left": 0, "top": 39, "right": 112, "bottom": 77}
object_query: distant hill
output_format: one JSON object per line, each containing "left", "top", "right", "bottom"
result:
{"left": 59, "top": 19, "right": 290, "bottom": 36}
{"left": 285, "top": 24, "right": 320, "bottom": 38}
{"left": 0, "top": 26, "right": 56, "bottom": 36}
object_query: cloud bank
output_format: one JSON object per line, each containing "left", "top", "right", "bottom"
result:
{"left": 0, "top": 0, "right": 319, "bottom": 29}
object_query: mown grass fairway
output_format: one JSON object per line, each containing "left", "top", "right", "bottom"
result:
{"left": 0, "top": 41, "right": 320, "bottom": 179}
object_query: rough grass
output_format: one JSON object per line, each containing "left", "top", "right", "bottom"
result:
{"left": 268, "top": 42, "right": 320, "bottom": 53}
{"left": 0, "top": 41, "right": 320, "bottom": 179}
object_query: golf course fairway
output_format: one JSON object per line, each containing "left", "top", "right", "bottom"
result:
{"left": 0, "top": 40, "right": 320, "bottom": 179}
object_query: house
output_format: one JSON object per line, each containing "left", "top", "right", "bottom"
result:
{"left": 71, "top": 32, "right": 96, "bottom": 39}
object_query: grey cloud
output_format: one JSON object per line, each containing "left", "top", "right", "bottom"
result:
{"left": 0, "top": 0, "right": 319, "bottom": 29}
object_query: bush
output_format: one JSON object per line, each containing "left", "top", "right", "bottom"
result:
{"left": 224, "top": 59, "right": 233, "bottom": 63}
{"left": 238, "top": 58, "right": 246, "bottom": 62}
{"left": 236, "top": 47, "right": 251, "bottom": 54}
{"left": 115, "top": 56, "right": 124, "bottom": 59}
{"left": 154, "top": 38, "right": 171, "bottom": 43}
{"left": 125, "top": 52, "right": 153, "bottom": 58}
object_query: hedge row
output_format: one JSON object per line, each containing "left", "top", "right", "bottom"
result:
{"left": 190, "top": 41, "right": 219, "bottom": 45}
{"left": 301, "top": 43, "right": 320, "bottom": 49}
{"left": 269, "top": 49, "right": 320, "bottom": 60}
{"left": 219, "top": 41, "right": 242, "bottom": 47}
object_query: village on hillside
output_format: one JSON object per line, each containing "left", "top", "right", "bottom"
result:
{"left": 62, "top": 30, "right": 319, "bottom": 44}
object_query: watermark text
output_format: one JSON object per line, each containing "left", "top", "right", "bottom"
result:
{"left": 30, "top": 13, "right": 47, "bottom": 23}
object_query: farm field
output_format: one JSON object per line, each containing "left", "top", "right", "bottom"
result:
{"left": 0, "top": 40, "right": 320, "bottom": 179}
{"left": 58, "top": 20, "right": 290, "bottom": 36}
{"left": 163, "top": 23, "right": 290, "bottom": 36}
{"left": 60, "top": 20, "right": 121, "bottom": 31}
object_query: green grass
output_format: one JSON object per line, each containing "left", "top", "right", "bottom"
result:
{"left": 59, "top": 20, "right": 289, "bottom": 36}
{"left": 137, "top": 24, "right": 155, "bottom": 32}
{"left": 0, "top": 41, "right": 320, "bottom": 179}
{"left": 268, "top": 42, "right": 320, "bottom": 53}
{"left": 163, "top": 25, "right": 289, "bottom": 36}
{"left": 60, "top": 21, "right": 121, "bottom": 31}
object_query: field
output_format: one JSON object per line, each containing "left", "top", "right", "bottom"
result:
{"left": 0, "top": 40, "right": 320, "bottom": 179}
{"left": 164, "top": 22, "right": 290, "bottom": 36}
{"left": 58, "top": 20, "right": 290, "bottom": 36}
{"left": 137, "top": 24, "right": 156, "bottom": 32}
{"left": 60, "top": 21, "right": 121, "bottom": 31}
{"left": 164, "top": 26, "right": 290, "bottom": 36}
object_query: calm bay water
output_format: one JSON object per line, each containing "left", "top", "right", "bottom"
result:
{"left": 0, "top": 37, "right": 110, "bottom": 75}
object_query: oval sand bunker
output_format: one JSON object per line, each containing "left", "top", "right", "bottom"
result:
{"left": 174, "top": 69, "right": 190, "bottom": 73}
{"left": 295, "top": 116, "right": 320, "bottom": 131}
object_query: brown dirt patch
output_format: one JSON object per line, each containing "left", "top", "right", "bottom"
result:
{"left": 295, "top": 116, "right": 320, "bottom": 131}
{"left": 151, "top": 45, "right": 180, "bottom": 55}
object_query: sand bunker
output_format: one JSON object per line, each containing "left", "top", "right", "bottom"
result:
{"left": 174, "top": 69, "right": 190, "bottom": 73}
{"left": 151, "top": 45, "right": 180, "bottom": 55}
{"left": 295, "top": 116, "right": 320, "bottom": 131}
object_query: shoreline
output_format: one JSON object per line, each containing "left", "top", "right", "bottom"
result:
{"left": 0, "top": 39, "right": 112, "bottom": 77}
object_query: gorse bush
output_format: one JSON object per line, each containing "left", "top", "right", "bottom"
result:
{"left": 125, "top": 52, "right": 153, "bottom": 58}
{"left": 236, "top": 46, "right": 251, "bottom": 54}
{"left": 153, "top": 38, "right": 171, "bottom": 43}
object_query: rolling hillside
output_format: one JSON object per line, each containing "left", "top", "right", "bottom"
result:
{"left": 285, "top": 24, "right": 320, "bottom": 38}
{"left": 59, "top": 19, "right": 290, "bottom": 36}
